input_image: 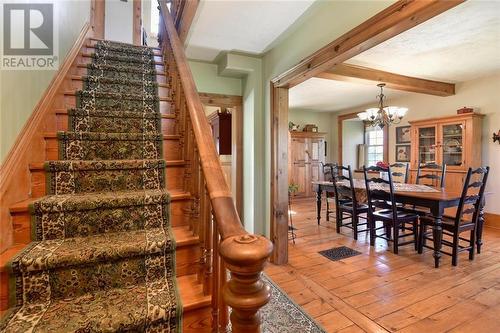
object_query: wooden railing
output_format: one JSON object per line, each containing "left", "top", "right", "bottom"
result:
{"left": 157, "top": 2, "right": 273, "bottom": 332}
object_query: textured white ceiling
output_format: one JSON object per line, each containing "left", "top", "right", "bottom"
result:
{"left": 289, "top": 78, "right": 411, "bottom": 112}
{"left": 346, "top": 1, "right": 500, "bottom": 82}
{"left": 185, "top": 0, "right": 315, "bottom": 61}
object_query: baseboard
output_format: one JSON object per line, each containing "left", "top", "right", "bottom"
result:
{"left": 485, "top": 213, "right": 500, "bottom": 230}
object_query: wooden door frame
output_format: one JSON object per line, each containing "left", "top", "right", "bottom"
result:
{"left": 90, "top": 0, "right": 105, "bottom": 38}
{"left": 199, "top": 93, "right": 244, "bottom": 217}
{"left": 133, "top": 0, "right": 142, "bottom": 45}
{"left": 270, "top": 0, "right": 463, "bottom": 264}
{"left": 337, "top": 112, "right": 389, "bottom": 167}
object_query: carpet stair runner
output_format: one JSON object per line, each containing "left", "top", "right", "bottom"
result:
{"left": 1, "top": 40, "right": 182, "bottom": 332}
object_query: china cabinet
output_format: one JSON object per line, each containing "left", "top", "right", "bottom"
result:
{"left": 409, "top": 113, "right": 483, "bottom": 192}
{"left": 288, "top": 132, "right": 326, "bottom": 197}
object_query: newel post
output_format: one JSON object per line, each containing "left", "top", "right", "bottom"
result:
{"left": 219, "top": 234, "right": 273, "bottom": 333}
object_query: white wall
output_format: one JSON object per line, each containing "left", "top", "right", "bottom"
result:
{"left": 333, "top": 72, "right": 500, "bottom": 215}
{"left": 105, "top": 0, "right": 133, "bottom": 43}
{"left": 342, "top": 119, "right": 364, "bottom": 169}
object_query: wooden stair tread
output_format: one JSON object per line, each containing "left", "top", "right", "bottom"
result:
{"left": 42, "top": 132, "right": 181, "bottom": 140}
{"left": 75, "top": 63, "right": 166, "bottom": 76}
{"left": 62, "top": 91, "right": 171, "bottom": 102}
{"left": 68, "top": 75, "right": 170, "bottom": 89}
{"left": 9, "top": 190, "right": 191, "bottom": 213}
{"left": 173, "top": 225, "right": 198, "bottom": 247}
{"left": 0, "top": 244, "right": 26, "bottom": 272}
{"left": 178, "top": 274, "right": 211, "bottom": 312}
{"left": 85, "top": 43, "right": 162, "bottom": 56}
{"left": 53, "top": 108, "right": 175, "bottom": 118}
{"left": 88, "top": 37, "right": 161, "bottom": 51}
{"left": 29, "top": 159, "right": 186, "bottom": 170}
{"left": 80, "top": 52, "right": 163, "bottom": 65}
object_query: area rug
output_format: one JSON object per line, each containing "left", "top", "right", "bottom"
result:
{"left": 260, "top": 274, "right": 326, "bottom": 333}
{"left": 0, "top": 40, "right": 181, "bottom": 332}
{"left": 319, "top": 246, "right": 362, "bottom": 262}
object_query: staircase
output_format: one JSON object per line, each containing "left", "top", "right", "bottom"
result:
{"left": 0, "top": 39, "right": 211, "bottom": 332}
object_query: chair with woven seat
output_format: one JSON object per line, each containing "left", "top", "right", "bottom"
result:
{"left": 332, "top": 165, "right": 369, "bottom": 240}
{"left": 363, "top": 165, "right": 419, "bottom": 253}
{"left": 390, "top": 162, "right": 409, "bottom": 183}
{"left": 416, "top": 162, "right": 447, "bottom": 187}
{"left": 323, "top": 162, "right": 338, "bottom": 222}
{"left": 418, "top": 166, "right": 489, "bottom": 266}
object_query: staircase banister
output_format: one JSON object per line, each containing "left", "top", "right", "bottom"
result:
{"left": 158, "top": 2, "right": 273, "bottom": 331}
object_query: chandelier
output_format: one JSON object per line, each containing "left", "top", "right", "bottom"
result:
{"left": 357, "top": 83, "right": 408, "bottom": 128}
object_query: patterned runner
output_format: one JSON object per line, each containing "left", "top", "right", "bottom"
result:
{"left": 1, "top": 41, "right": 181, "bottom": 332}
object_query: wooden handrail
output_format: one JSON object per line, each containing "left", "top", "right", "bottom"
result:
{"left": 157, "top": 2, "right": 273, "bottom": 332}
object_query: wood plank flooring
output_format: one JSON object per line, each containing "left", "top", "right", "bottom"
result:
{"left": 265, "top": 197, "right": 500, "bottom": 333}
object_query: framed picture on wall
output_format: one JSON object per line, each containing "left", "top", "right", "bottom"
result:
{"left": 395, "top": 145, "right": 411, "bottom": 162}
{"left": 396, "top": 125, "right": 411, "bottom": 144}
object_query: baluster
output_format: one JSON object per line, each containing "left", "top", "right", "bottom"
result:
{"left": 197, "top": 168, "right": 206, "bottom": 284}
{"left": 219, "top": 255, "right": 229, "bottom": 331}
{"left": 211, "top": 216, "right": 220, "bottom": 331}
{"left": 203, "top": 190, "right": 213, "bottom": 296}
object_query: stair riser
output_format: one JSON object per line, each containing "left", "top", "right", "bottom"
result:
{"left": 11, "top": 198, "right": 192, "bottom": 245}
{"left": 79, "top": 55, "right": 165, "bottom": 72}
{"left": 30, "top": 164, "right": 185, "bottom": 198}
{"left": 56, "top": 113, "right": 176, "bottom": 134}
{"left": 63, "top": 94, "right": 172, "bottom": 114}
{"left": 44, "top": 136, "right": 182, "bottom": 161}
{"left": 69, "top": 78, "right": 170, "bottom": 97}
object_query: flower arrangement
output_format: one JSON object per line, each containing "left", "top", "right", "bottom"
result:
{"left": 376, "top": 161, "right": 389, "bottom": 170}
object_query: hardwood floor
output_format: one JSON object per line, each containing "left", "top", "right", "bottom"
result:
{"left": 265, "top": 197, "right": 500, "bottom": 333}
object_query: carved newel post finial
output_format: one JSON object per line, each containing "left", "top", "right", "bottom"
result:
{"left": 219, "top": 234, "right": 273, "bottom": 333}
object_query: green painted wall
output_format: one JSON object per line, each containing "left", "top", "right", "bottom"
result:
{"left": 1, "top": 0, "right": 91, "bottom": 162}
{"left": 188, "top": 60, "right": 242, "bottom": 96}
{"left": 261, "top": 0, "right": 394, "bottom": 236}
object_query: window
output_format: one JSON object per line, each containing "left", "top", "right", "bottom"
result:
{"left": 366, "top": 126, "right": 384, "bottom": 166}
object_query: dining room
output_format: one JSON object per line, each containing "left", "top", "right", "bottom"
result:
{"left": 269, "top": 1, "right": 500, "bottom": 331}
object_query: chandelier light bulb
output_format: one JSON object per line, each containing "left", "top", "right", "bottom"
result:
{"left": 357, "top": 84, "right": 409, "bottom": 127}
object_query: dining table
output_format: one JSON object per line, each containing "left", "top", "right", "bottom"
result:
{"left": 312, "top": 179, "right": 486, "bottom": 268}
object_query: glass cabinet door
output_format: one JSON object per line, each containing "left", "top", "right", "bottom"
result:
{"left": 418, "top": 126, "right": 437, "bottom": 164}
{"left": 441, "top": 123, "right": 464, "bottom": 167}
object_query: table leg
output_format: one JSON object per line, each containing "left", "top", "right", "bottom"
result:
{"left": 432, "top": 215, "right": 443, "bottom": 268}
{"left": 476, "top": 205, "right": 485, "bottom": 254}
{"left": 316, "top": 187, "right": 322, "bottom": 225}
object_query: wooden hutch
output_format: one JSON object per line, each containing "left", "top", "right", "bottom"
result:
{"left": 409, "top": 113, "right": 483, "bottom": 193}
{"left": 288, "top": 131, "right": 326, "bottom": 197}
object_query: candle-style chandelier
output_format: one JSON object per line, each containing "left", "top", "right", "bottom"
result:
{"left": 357, "top": 83, "right": 408, "bottom": 128}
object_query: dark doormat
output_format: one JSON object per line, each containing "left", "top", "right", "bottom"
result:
{"left": 318, "top": 246, "right": 361, "bottom": 261}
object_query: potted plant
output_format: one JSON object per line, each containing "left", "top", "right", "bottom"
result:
{"left": 376, "top": 161, "right": 390, "bottom": 180}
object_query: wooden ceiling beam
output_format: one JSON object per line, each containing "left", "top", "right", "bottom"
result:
{"left": 271, "top": 0, "right": 464, "bottom": 88}
{"left": 316, "top": 63, "right": 455, "bottom": 96}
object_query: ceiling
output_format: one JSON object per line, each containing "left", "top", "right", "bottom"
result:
{"left": 290, "top": 1, "right": 500, "bottom": 112}
{"left": 185, "top": 0, "right": 314, "bottom": 61}
{"left": 289, "top": 78, "right": 411, "bottom": 112}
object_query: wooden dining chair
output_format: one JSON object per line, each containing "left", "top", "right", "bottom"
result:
{"left": 332, "top": 165, "right": 369, "bottom": 240}
{"left": 363, "top": 166, "right": 419, "bottom": 253}
{"left": 322, "top": 163, "right": 338, "bottom": 222}
{"left": 418, "top": 167, "right": 490, "bottom": 266}
{"left": 416, "top": 162, "right": 447, "bottom": 188}
{"left": 390, "top": 162, "right": 409, "bottom": 183}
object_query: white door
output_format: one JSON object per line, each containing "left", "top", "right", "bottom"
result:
{"left": 105, "top": 0, "right": 134, "bottom": 43}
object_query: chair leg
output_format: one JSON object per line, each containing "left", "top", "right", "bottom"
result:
{"left": 385, "top": 223, "right": 392, "bottom": 240}
{"left": 469, "top": 228, "right": 476, "bottom": 261}
{"left": 393, "top": 222, "right": 399, "bottom": 254}
{"left": 336, "top": 210, "right": 341, "bottom": 233}
{"left": 326, "top": 200, "right": 330, "bottom": 222}
{"left": 369, "top": 216, "right": 376, "bottom": 246}
{"left": 452, "top": 232, "right": 459, "bottom": 266}
{"left": 413, "top": 220, "right": 418, "bottom": 251}
{"left": 353, "top": 212, "right": 359, "bottom": 240}
{"left": 418, "top": 222, "right": 425, "bottom": 254}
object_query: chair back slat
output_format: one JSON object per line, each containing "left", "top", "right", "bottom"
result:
{"left": 454, "top": 166, "right": 490, "bottom": 227}
{"left": 322, "top": 163, "right": 338, "bottom": 182}
{"left": 416, "top": 162, "right": 447, "bottom": 188}
{"left": 390, "top": 162, "right": 409, "bottom": 183}
{"left": 363, "top": 165, "right": 397, "bottom": 217}
{"left": 333, "top": 165, "right": 356, "bottom": 206}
